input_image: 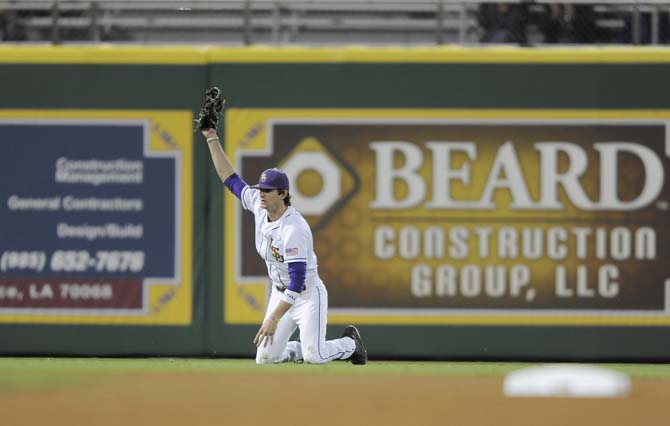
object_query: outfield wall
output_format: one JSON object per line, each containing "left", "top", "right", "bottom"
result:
{"left": 1, "top": 46, "right": 670, "bottom": 360}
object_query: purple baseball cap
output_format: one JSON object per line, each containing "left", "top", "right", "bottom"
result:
{"left": 251, "top": 168, "right": 290, "bottom": 190}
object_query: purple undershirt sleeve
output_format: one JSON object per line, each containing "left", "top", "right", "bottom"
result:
{"left": 223, "top": 173, "right": 247, "bottom": 200}
{"left": 287, "top": 262, "right": 307, "bottom": 293}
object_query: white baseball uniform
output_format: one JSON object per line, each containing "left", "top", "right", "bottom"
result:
{"left": 239, "top": 185, "right": 356, "bottom": 364}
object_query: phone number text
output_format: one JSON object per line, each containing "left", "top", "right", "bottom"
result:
{"left": 0, "top": 250, "right": 145, "bottom": 273}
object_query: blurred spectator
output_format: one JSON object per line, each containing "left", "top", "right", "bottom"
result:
{"left": 538, "top": 4, "right": 571, "bottom": 43}
{"left": 538, "top": 4, "right": 597, "bottom": 44}
{"left": 478, "top": 3, "right": 528, "bottom": 45}
{"left": 637, "top": 9, "right": 670, "bottom": 44}
{"left": 0, "top": 9, "right": 26, "bottom": 41}
{"left": 570, "top": 5, "right": 598, "bottom": 43}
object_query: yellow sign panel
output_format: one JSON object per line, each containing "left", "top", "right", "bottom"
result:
{"left": 224, "top": 109, "right": 670, "bottom": 326}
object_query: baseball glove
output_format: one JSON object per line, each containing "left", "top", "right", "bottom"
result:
{"left": 194, "top": 86, "right": 225, "bottom": 131}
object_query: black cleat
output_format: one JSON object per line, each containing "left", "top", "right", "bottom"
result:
{"left": 342, "top": 325, "right": 367, "bottom": 365}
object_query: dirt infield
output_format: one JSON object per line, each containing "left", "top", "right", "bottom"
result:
{"left": 3, "top": 374, "right": 667, "bottom": 426}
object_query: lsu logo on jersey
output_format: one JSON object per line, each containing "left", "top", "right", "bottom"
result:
{"left": 269, "top": 239, "right": 284, "bottom": 262}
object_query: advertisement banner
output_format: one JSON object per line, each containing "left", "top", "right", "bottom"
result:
{"left": 0, "top": 110, "right": 193, "bottom": 324}
{"left": 224, "top": 109, "right": 670, "bottom": 325}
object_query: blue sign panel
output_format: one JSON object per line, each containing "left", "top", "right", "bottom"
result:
{"left": 0, "top": 121, "right": 178, "bottom": 312}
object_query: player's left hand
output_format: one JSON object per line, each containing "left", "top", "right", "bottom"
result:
{"left": 254, "top": 318, "right": 278, "bottom": 347}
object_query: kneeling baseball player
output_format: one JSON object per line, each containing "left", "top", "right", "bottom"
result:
{"left": 197, "top": 87, "right": 367, "bottom": 365}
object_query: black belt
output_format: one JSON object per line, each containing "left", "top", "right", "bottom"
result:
{"left": 275, "top": 285, "right": 286, "bottom": 293}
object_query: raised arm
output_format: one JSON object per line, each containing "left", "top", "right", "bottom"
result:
{"left": 201, "top": 128, "right": 235, "bottom": 182}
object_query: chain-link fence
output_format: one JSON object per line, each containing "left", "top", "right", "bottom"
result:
{"left": 1, "top": 0, "right": 669, "bottom": 45}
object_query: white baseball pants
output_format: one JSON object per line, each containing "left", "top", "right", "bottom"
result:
{"left": 255, "top": 281, "right": 356, "bottom": 364}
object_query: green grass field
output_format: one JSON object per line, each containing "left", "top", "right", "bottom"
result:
{"left": 2, "top": 358, "right": 668, "bottom": 426}
{"left": 1, "top": 358, "right": 669, "bottom": 392}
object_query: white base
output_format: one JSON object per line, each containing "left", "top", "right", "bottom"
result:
{"left": 503, "top": 364, "right": 631, "bottom": 398}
